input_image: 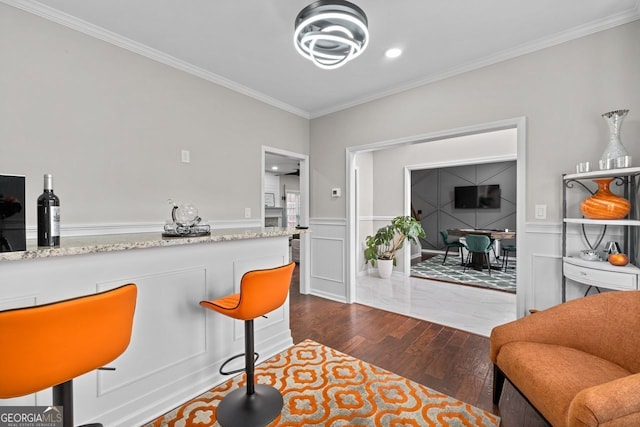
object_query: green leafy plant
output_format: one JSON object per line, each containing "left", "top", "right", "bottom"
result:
{"left": 364, "top": 216, "right": 425, "bottom": 266}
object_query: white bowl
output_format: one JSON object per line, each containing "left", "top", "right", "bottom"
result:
{"left": 579, "top": 251, "right": 600, "bottom": 261}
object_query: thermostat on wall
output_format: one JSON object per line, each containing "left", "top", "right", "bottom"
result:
{"left": 331, "top": 188, "right": 341, "bottom": 198}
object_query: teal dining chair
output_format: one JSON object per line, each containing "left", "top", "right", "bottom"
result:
{"left": 463, "top": 234, "right": 493, "bottom": 275}
{"left": 501, "top": 244, "right": 516, "bottom": 270}
{"left": 440, "top": 230, "right": 466, "bottom": 265}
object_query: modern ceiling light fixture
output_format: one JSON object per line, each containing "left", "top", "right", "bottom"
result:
{"left": 294, "top": 0, "right": 369, "bottom": 70}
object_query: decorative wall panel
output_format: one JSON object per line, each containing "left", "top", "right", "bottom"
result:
{"left": 309, "top": 219, "right": 347, "bottom": 302}
{"left": 412, "top": 161, "right": 517, "bottom": 251}
{"left": 96, "top": 268, "right": 207, "bottom": 396}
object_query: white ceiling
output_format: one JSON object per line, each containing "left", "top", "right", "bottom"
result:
{"left": 265, "top": 153, "right": 300, "bottom": 176}
{"left": 6, "top": 0, "right": 640, "bottom": 118}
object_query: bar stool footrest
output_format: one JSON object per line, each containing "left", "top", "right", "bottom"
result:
{"left": 220, "top": 352, "right": 259, "bottom": 376}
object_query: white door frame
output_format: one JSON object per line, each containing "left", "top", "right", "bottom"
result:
{"left": 262, "top": 146, "right": 310, "bottom": 294}
{"left": 346, "top": 117, "right": 527, "bottom": 316}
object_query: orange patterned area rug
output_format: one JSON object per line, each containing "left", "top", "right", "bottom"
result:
{"left": 146, "top": 339, "right": 500, "bottom": 426}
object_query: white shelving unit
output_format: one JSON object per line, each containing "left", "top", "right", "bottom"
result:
{"left": 563, "top": 218, "right": 640, "bottom": 226}
{"left": 562, "top": 167, "right": 640, "bottom": 301}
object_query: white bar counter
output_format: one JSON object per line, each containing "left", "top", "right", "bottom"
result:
{"left": 0, "top": 228, "right": 298, "bottom": 426}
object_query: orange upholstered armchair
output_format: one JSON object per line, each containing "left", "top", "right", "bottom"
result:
{"left": 490, "top": 291, "right": 640, "bottom": 427}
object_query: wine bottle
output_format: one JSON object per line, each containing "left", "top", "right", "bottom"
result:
{"left": 37, "top": 174, "right": 60, "bottom": 247}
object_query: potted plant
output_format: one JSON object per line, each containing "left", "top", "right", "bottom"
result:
{"left": 364, "top": 215, "right": 425, "bottom": 278}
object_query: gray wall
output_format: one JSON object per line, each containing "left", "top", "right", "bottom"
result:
{"left": 310, "top": 20, "right": 640, "bottom": 221}
{"left": 412, "top": 161, "right": 517, "bottom": 251}
{"left": 4, "top": 2, "right": 637, "bottom": 228}
{"left": 0, "top": 4, "right": 309, "bottom": 226}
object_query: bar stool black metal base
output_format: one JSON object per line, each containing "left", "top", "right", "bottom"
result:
{"left": 216, "top": 384, "right": 283, "bottom": 427}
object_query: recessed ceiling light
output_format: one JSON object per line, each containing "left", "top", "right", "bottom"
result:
{"left": 385, "top": 48, "right": 402, "bottom": 59}
{"left": 272, "top": 166, "right": 279, "bottom": 171}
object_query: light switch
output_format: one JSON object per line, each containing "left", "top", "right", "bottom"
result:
{"left": 331, "top": 188, "right": 341, "bottom": 198}
{"left": 181, "top": 150, "right": 190, "bottom": 163}
{"left": 535, "top": 204, "right": 547, "bottom": 220}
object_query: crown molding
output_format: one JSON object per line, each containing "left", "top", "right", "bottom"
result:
{"left": 2, "top": 0, "right": 311, "bottom": 119}
{"left": 4, "top": 0, "right": 638, "bottom": 121}
{"left": 309, "top": 7, "right": 640, "bottom": 119}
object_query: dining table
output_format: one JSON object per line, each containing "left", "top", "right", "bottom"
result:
{"left": 447, "top": 228, "right": 516, "bottom": 240}
{"left": 447, "top": 228, "right": 516, "bottom": 270}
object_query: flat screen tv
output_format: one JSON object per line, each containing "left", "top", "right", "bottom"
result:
{"left": 454, "top": 185, "right": 501, "bottom": 209}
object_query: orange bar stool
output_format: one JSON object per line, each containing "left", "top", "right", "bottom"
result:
{"left": 0, "top": 284, "right": 137, "bottom": 427}
{"left": 200, "top": 262, "right": 295, "bottom": 427}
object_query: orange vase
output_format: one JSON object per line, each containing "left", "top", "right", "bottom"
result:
{"left": 580, "top": 178, "right": 631, "bottom": 219}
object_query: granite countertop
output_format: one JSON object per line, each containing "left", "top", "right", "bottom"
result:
{"left": 0, "top": 227, "right": 301, "bottom": 262}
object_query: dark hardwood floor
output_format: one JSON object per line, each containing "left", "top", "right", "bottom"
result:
{"left": 288, "top": 266, "right": 549, "bottom": 427}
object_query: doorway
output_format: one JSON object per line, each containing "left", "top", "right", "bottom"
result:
{"left": 347, "top": 117, "right": 526, "bottom": 317}
{"left": 262, "top": 147, "right": 310, "bottom": 294}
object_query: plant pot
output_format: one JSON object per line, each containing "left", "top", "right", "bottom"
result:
{"left": 377, "top": 259, "right": 394, "bottom": 279}
{"left": 580, "top": 178, "right": 630, "bottom": 219}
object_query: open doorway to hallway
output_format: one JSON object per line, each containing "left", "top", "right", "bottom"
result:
{"left": 263, "top": 147, "right": 310, "bottom": 294}
{"left": 264, "top": 152, "right": 301, "bottom": 228}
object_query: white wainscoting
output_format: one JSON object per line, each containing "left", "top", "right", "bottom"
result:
{"left": 529, "top": 253, "right": 563, "bottom": 310}
{"left": 97, "top": 268, "right": 208, "bottom": 397}
{"left": 520, "top": 223, "right": 561, "bottom": 313}
{"left": 520, "top": 222, "right": 625, "bottom": 313}
{"left": 306, "top": 217, "right": 621, "bottom": 316}
{"left": 0, "top": 237, "right": 292, "bottom": 426}
{"left": 311, "top": 218, "right": 568, "bottom": 312}
{"left": 309, "top": 218, "right": 347, "bottom": 302}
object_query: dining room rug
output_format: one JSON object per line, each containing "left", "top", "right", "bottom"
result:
{"left": 411, "top": 254, "right": 516, "bottom": 293}
{"left": 145, "top": 339, "right": 500, "bottom": 427}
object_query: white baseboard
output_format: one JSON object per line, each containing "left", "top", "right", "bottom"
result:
{"left": 308, "top": 289, "right": 347, "bottom": 303}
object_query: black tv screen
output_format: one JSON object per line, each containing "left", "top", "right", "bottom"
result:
{"left": 454, "top": 185, "right": 501, "bottom": 209}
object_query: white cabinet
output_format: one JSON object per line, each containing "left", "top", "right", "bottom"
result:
{"left": 563, "top": 257, "right": 638, "bottom": 291}
{"left": 562, "top": 167, "right": 640, "bottom": 301}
